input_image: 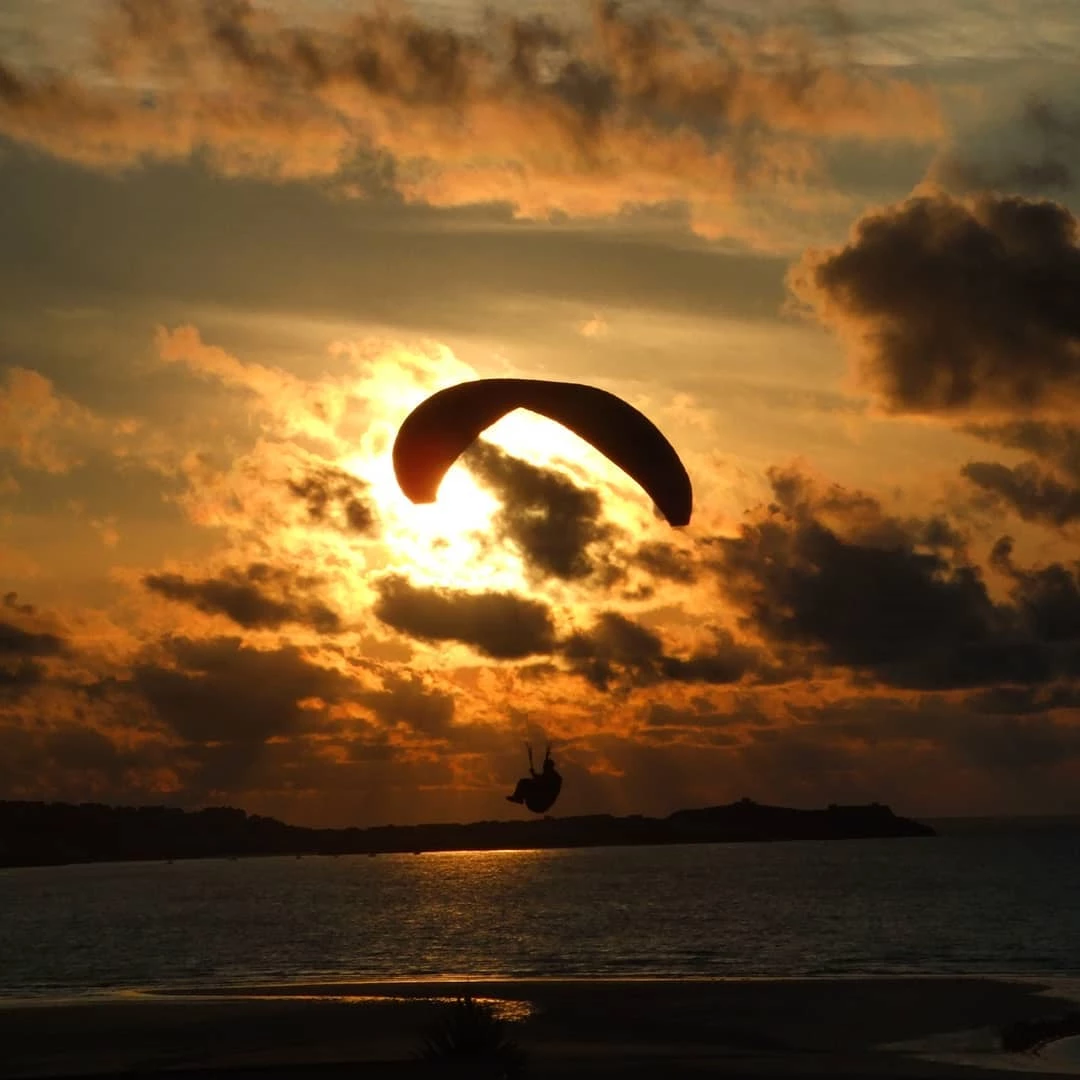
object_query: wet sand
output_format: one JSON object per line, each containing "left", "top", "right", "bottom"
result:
{"left": 2, "top": 976, "right": 1080, "bottom": 1079}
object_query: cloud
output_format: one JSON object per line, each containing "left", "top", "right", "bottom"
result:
{"left": 0, "top": 719, "right": 179, "bottom": 804}
{"left": 965, "top": 684, "right": 1080, "bottom": 717}
{"left": 806, "top": 694, "right": 1080, "bottom": 781}
{"left": 711, "top": 466, "right": 1080, "bottom": 690}
{"left": 966, "top": 421, "right": 1080, "bottom": 479}
{"left": 0, "top": 624, "right": 64, "bottom": 660}
{"left": 463, "top": 440, "right": 620, "bottom": 583}
{"left": 562, "top": 610, "right": 761, "bottom": 692}
{"left": 0, "top": 0, "right": 943, "bottom": 244}
{"left": 357, "top": 672, "right": 455, "bottom": 737}
{"left": 931, "top": 98, "right": 1080, "bottom": 196}
{"left": 960, "top": 420, "right": 1080, "bottom": 530}
{"left": 0, "top": 593, "right": 65, "bottom": 699}
{"left": 578, "top": 313, "right": 608, "bottom": 339}
{"left": 633, "top": 541, "right": 698, "bottom": 585}
{"left": 143, "top": 563, "right": 343, "bottom": 633}
{"left": 131, "top": 635, "right": 353, "bottom": 746}
{"left": 286, "top": 463, "right": 377, "bottom": 535}
{"left": 0, "top": 366, "right": 107, "bottom": 473}
{"left": 991, "top": 536, "right": 1080, "bottom": 645}
{"left": 155, "top": 325, "right": 348, "bottom": 451}
{"left": 788, "top": 190, "right": 1080, "bottom": 416}
{"left": 962, "top": 460, "right": 1080, "bottom": 528}
{"left": 373, "top": 574, "right": 557, "bottom": 659}
{"left": 460, "top": 442, "right": 706, "bottom": 600}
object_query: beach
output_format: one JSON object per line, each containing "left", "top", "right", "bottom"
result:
{"left": 3, "top": 977, "right": 1080, "bottom": 1079}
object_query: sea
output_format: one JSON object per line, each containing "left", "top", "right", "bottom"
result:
{"left": 2, "top": 828, "right": 1079, "bottom": 1000}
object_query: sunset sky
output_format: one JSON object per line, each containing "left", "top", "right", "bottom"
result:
{"left": 2, "top": 0, "right": 1079, "bottom": 827}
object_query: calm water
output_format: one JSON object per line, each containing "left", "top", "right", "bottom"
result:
{"left": 2, "top": 833, "right": 1079, "bottom": 998}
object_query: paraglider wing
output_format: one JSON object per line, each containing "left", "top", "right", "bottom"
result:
{"left": 392, "top": 379, "right": 693, "bottom": 527}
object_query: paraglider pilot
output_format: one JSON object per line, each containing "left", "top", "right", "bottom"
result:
{"left": 506, "top": 743, "right": 563, "bottom": 815}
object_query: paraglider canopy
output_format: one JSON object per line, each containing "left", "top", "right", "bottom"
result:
{"left": 506, "top": 743, "right": 563, "bottom": 815}
{"left": 392, "top": 378, "right": 693, "bottom": 527}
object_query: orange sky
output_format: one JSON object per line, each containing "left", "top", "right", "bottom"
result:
{"left": 1, "top": 0, "right": 1079, "bottom": 827}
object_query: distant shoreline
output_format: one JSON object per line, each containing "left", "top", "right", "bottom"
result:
{"left": 0, "top": 797, "right": 933, "bottom": 870}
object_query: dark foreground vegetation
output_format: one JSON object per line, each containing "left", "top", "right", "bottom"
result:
{"left": 0, "top": 796, "right": 934, "bottom": 868}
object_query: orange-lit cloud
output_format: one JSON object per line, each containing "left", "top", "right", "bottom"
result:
{"left": 0, "top": 367, "right": 109, "bottom": 473}
{"left": 0, "top": 1, "right": 944, "bottom": 245}
{"left": 5, "top": 311, "right": 1080, "bottom": 825}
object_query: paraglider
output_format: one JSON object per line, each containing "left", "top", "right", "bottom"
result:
{"left": 506, "top": 743, "right": 563, "bottom": 815}
{"left": 392, "top": 378, "right": 693, "bottom": 527}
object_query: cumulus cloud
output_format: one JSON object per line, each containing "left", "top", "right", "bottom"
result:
{"left": 143, "top": 563, "right": 343, "bottom": 633}
{"left": 0, "top": 0, "right": 943, "bottom": 243}
{"left": 463, "top": 440, "right": 621, "bottom": 583}
{"left": 373, "top": 575, "right": 557, "bottom": 659}
{"left": 788, "top": 190, "right": 1080, "bottom": 416}
{"left": 711, "top": 467, "right": 1080, "bottom": 690}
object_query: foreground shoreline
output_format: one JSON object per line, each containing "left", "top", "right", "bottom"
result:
{"left": 3, "top": 976, "right": 1080, "bottom": 1079}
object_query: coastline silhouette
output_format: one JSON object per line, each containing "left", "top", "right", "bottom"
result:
{"left": 0, "top": 796, "right": 934, "bottom": 869}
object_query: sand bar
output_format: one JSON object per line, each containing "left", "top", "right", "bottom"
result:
{"left": 2, "top": 976, "right": 1080, "bottom": 1079}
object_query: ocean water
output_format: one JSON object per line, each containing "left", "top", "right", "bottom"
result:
{"left": 1, "top": 831, "right": 1079, "bottom": 998}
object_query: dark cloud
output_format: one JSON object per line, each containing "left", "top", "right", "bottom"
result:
{"left": 966, "top": 420, "right": 1080, "bottom": 479}
{"left": 562, "top": 611, "right": 760, "bottom": 692}
{"left": 642, "top": 701, "right": 747, "bottom": 745}
{"left": 357, "top": 672, "right": 455, "bottom": 737}
{"left": 632, "top": 541, "right": 698, "bottom": 585}
{"left": 132, "top": 636, "right": 353, "bottom": 746}
{"left": 712, "top": 467, "right": 1080, "bottom": 690}
{"left": 0, "top": 659, "right": 47, "bottom": 698}
{"left": 961, "top": 420, "right": 1080, "bottom": 530}
{"left": 810, "top": 694, "right": 1080, "bottom": 779}
{"left": 962, "top": 460, "right": 1080, "bottom": 528}
{"left": 992, "top": 537, "right": 1080, "bottom": 644}
{"left": 44, "top": 726, "right": 128, "bottom": 778}
{"left": 2, "top": 592, "right": 37, "bottom": 617}
{"left": 143, "top": 563, "right": 342, "bottom": 632}
{"left": 463, "top": 441, "right": 620, "bottom": 583}
{"left": 462, "top": 443, "right": 704, "bottom": 601}
{"left": 562, "top": 611, "right": 663, "bottom": 690}
{"left": 789, "top": 190, "right": 1080, "bottom": 415}
{"left": 0, "top": 721, "right": 171, "bottom": 803}
{"left": 287, "top": 464, "right": 376, "bottom": 535}
{"left": 0, "top": 597, "right": 65, "bottom": 700}
{"left": 0, "top": 621, "right": 64, "bottom": 657}
{"left": 965, "top": 684, "right": 1080, "bottom": 716}
{"left": 373, "top": 575, "right": 556, "bottom": 659}
{"left": 953, "top": 713, "right": 1080, "bottom": 773}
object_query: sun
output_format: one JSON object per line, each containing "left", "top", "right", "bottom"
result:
{"left": 334, "top": 348, "right": 663, "bottom": 594}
